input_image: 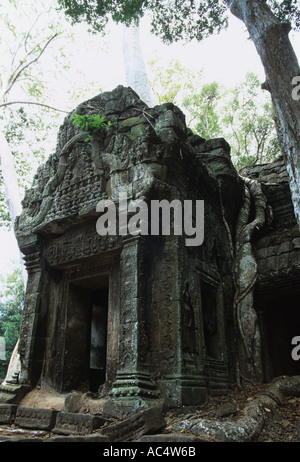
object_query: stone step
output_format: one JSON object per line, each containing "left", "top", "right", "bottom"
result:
{"left": 15, "top": 406, "right": 58, "bottom": 431}
{"left": 0, "top": 403, "right": 111, "bottom": 436}
{"left": 53, "top": 412, "right": 107, "bottom": 435}
{"left": 0, "top": 403, "right": 167, "bottom": 442}
{"left": 0, "top": 426, "right": 109, "bottom": 442}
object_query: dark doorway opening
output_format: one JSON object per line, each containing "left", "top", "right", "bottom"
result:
{"left": 65, "top": 275, "right": 109, "bottom": 393}
{"left": 260, "top": 291, "right": 300, "bottom": 380}
{"left": 89, "top": 287, "right": 109, "bottom": 392}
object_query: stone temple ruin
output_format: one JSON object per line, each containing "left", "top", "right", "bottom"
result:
{"left": 1, "top": 86, "right": 300, "bottom": 416}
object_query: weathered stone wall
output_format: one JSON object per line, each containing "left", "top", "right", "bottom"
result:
{"left": 11, "top": 86, "right": 300, "bottom": 409}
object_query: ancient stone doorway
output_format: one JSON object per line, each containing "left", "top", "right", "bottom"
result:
{"left": 259, "top": 291, "right": 300, "bottom": 381}
{"left": 89, "top": 287, "right": 109, "bottom": 392}
{"left": 64, "top": 274, "right": 109, "bottom": 392}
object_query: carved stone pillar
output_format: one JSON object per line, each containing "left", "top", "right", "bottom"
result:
{"left": 155, "top": 237, "right": 208, "bottom": 408}
{"left": 17, "top": 235, "right": 48, "bottom": 386}
{"left": 108, "top": 235, "right": 159, "bottom": 404}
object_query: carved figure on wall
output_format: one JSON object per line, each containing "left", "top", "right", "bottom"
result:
{"left": 182, "top": 281, "right": 197, "bottom": 355}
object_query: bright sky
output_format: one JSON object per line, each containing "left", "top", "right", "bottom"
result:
{"left": 58, "top": 14, "right": 299, "bottom": 97}
{"left": 0, "top": 9, "right": 299, "bottom": 280}
{"left": 51, "top": 16, "right": 266, "bottom": 105}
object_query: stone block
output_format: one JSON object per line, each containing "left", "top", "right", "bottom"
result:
{"left": 53, "top": 412, "right": 106, "bottom": 435}
{"left": 64, "top": 391, "right": 83, "bottom": 413}
{"left": 15, "top": 406, "right": 58, "bottom": 431}
{"left": 0, "top": 404, "right": 18, "bottom": 424}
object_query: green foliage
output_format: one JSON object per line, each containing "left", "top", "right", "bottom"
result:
{"left": 149, "top": 58, "right": 200, "bottom": 105}
{"left": 149, "top": 0, "right": 228, "bottom": 43}
{"left": 149, "top": 60, "right": 280, "bottom": 169}
{"left": 221, "top": 72, "right": 280, "bottom": 169}
{"left": 71, "top": 113, "right": 112, "bottom": 141}
{"left": 58, "top": 0, "right": 149, "bottom": 33}
{"left": 0, "top": 185, "right": 11, "bottom": 229}
{"left": 269, "top": 0, "right": 300, "bottom": 29}
{"left": 0, "top": 1, "right": 72, "bottom": 230}
{"left": 0, "top": 106, "right": 58, "bottom": 229}
{"left": 58, "top": 0, "right": 300, "bottom": 41}
{"left": 0, "top": 269, "right": 24, "bottom": 380}
{"left": 149, "top": 58, "right": 223, "bottom": 139}
{"left": 183, "top": 81, "right": 223, "bottom": 140}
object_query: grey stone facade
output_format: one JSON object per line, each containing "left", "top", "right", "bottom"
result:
{"left": 11, "top": 86, "right": 300, "bottom": 411}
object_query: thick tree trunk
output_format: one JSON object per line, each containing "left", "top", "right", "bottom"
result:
{"left": 122, "top": 23, "right": 153, "bottom": 107}
{"left": 226, "top": 0, "right": 300, "bottom": 224}
{"left": 234, "top": 178, "right": 268, "bottom": 385}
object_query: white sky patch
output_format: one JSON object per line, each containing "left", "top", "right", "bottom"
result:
{"left": 0, "top": 230, "right": 21, "bottom": 280}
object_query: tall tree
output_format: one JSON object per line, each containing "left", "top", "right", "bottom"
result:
{"left": 0, "top": 1, "right": 113, "bottom": 383}
{"left": 224, "top": 0, "right": 300, "bottom": 221}
{"left": 0, "top": 0, "right": 70, "bottom": 385}
{"left": 58, "top": 0, "right": 300, "bottom": 223}
{"left": 58, "top": 2, "right": 153, "bottom": 104}
{"left": 0, "top": 1, "right": 67, "bottom": 236}
{"left": 122, "top": 23, "right": 153, "bottom": 106}
{"left": 0, "top": 1, "right": 72, "bottom": 289}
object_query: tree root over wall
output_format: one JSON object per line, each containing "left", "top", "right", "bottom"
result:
{"left": 233, "top": 177, "right": 269, "bottom": 384}
{"left": 167, "top": 376, "right": 300, "bottom": 442}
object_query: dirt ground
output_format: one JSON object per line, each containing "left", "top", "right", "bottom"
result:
{"left": 20, "top": 387, "right": 65, "bottom": 411}
{"left": 19, "top": 386, "right": 106, "bottom": 415}
{"left": 18, "top": 383, "right": 300, "bottom": 442}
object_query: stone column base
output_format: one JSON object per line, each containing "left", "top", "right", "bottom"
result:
{"left": 109, "top": 370, "right": 160, "bottom": 400}
{"left": 158, "top": 374, "right": 208, "bottom": 408}
{"left": 103, "top": 370, "right": 162, "bottom": 418}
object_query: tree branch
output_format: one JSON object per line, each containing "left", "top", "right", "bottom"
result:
{"left": 24, "top": 11, "right": 46, "bottom": 53}
{"left": 3, "top": 33, "right": 59, "bottom": 100}
{"left": 0, "top": 100, "right": 69, "bottom": 113}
